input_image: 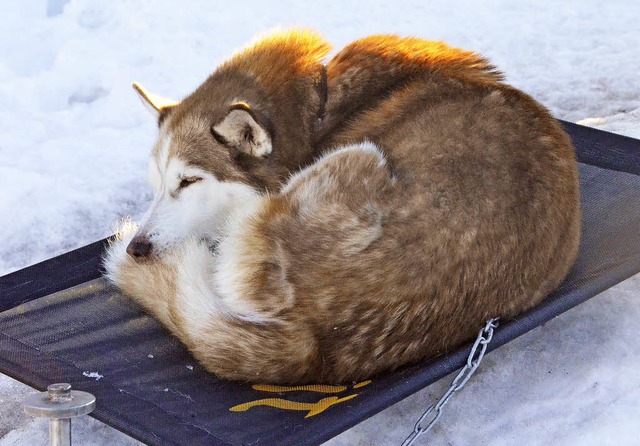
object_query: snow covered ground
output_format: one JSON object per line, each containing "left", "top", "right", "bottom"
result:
{"left": 0, "top": 0, "right": 638, "bottom": 444}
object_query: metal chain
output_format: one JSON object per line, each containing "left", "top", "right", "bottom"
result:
{"left": 401, "top": 317, "right": 500, "bottom": 446}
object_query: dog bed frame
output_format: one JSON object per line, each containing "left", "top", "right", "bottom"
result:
{"left": 1, "top": 121, "right": 639, "bottom": 445}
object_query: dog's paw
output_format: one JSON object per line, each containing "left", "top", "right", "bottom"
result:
{"left": 103, "top": 218, "right": 138, "bottom": 285}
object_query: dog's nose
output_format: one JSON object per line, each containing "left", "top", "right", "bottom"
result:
{"left": 126, "top": 237, "right": 153, "bottom": 259}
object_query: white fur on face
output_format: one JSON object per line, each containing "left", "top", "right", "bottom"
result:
{"left": 132, "top": 134, "right": 259, "bottom": 255}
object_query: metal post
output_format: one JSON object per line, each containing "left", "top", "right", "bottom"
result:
{"left": 23, "top": 383, "right": 96, "bottom": 446}
{"left": 50, "top": 418, "right": 71, "bottom": 446}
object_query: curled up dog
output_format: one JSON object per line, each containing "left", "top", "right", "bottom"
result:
{"left": 104, "top": 30, "right": 581, "bottom": 384}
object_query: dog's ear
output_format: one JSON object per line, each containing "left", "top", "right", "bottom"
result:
{"left": 212, "top": 103, "right": 272, "bottom": 157}
{"left": 132, "top": 82, "right": 178, "bottom": 123}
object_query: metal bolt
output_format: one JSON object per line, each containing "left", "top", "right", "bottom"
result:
{"left": 23, "top": 383, "right": 96, "bottom": 446}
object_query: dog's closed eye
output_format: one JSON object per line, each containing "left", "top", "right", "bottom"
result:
{"left": 179, "top": 176, "right": 203, "bottom": 189}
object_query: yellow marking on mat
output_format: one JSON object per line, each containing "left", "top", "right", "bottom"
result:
{"left": 252, "top": 384, "right": 348, "bottom": 393}
{"left": 230, "top": 381, "right": 372, "bottom": 417}
{"left": 229, "top": 394, "right": 359, "bottom": 418}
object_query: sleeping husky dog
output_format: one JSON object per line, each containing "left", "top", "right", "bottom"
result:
{"left": 105, "top": 30, "right": 580, "bottom": 384}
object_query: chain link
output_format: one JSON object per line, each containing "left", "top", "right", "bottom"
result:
{"left": 401, "top": 318, "right": 500, "bottom": 446}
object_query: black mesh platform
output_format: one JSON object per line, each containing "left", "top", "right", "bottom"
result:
{"left": 1, "top": 122, "right": 639, "bottom": 446}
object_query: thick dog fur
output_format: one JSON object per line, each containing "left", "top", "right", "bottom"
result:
{"left": 105, "top": 30, "right": 581, "bottom": 384}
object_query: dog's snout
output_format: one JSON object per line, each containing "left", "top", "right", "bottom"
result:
{"left": 126, "top": 237, "right": 153, "bottom": 260}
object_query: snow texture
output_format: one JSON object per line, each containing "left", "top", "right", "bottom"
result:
{"left": 0, "top": 0, "right": 639, "bottom": 445}
{"left": 82, "top": 371, "right": 104, "bottom": 381}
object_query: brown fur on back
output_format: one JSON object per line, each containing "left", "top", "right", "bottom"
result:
{"left": 106, "top": 32, "right": 581, "bottom": 384}
{"left": 318, "top": 35, "right": 504, "bottom": 147}
{"left": 226, "top": 88, "right": 581, "bottom": 382}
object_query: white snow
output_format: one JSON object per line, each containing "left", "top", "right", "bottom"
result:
{"left": 82, "top": 371, "right": 104, "bottom": 381}
{"left": 0, "top": 1, "right": 638, "bottom": 445}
